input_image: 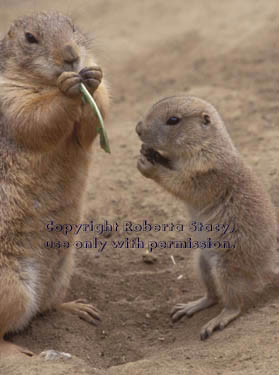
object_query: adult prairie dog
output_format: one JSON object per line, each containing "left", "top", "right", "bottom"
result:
{"left": 136, "top": 96, "right": 277, "bottom": 339}
{"left": 0, "top": 11, "right": 109, "bottom": 356}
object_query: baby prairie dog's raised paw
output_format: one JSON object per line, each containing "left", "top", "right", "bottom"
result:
{"left": 137, "top": 144, "right": 159, "bottom": 178}
{"left": 137, "top": 143, "right": 172, "bottom": 178}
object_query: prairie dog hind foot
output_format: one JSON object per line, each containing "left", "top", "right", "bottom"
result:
{"left": 200, "top": 306, "right": 241, "bottom": 340}
{"left": 57, "top": 299, "right": 101, "bottom": 325}
{"left": 170, "top": 298, "right": 239, "bottom": 340}
{"left": 170, "top": 296, "right": 218, "bottom": 321}
{"left": 0, "top": 340, "right": 34, "bottom": 358}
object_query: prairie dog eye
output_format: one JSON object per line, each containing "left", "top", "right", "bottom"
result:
{"left": 25, "top": 32, "right": 38, "bottom": 44}
{"left": 166, "top": 117, "right": 181, "bottom": 125}
{"left": 202, "top": 113, "right": 211, "bottom": 126}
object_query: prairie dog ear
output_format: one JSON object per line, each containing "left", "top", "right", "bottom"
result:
{"left": 202, "top": 112, "right": 211, "bottom": 126}
{"left": 7, "top": 25, "right": 16, "bottom": 39}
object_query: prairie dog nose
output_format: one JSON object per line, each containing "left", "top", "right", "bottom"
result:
{"left": 136, "top": 121, "right": 143, "bottom": 136}
{"left": 63, "top": 43, "right": 80, "bottom": 65}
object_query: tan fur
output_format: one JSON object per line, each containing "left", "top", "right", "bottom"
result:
{"left": 0, "top": 11, "right": 109, "bottom": 356}
{"left": 136, "top": 96, "right": 278, "bottom": 339}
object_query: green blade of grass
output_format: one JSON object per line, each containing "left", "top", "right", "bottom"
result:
{"left": 80, "top": 83, "right": 111, "bottom": 154}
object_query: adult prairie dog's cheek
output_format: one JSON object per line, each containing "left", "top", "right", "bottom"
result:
{"left": 32, "top": 57, "right": 58, "bottom": 82}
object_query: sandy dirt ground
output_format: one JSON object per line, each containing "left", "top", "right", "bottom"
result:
{"left": 1, "top": 0, "right": 279, "bottom": 374}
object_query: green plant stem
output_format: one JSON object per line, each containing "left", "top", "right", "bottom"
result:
{"left": 80, "top": 83, "right": 111, "bottom": 153}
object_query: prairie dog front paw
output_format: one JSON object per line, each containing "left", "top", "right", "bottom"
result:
{"left": 137, "top": 145, "right": 160, "bottom": 178}
{"left": 79, "top": 66, "right": 103, "bottom": 94}
{"left": 138, "top": 144, "right": 172, "bottom": 177}
{"left": 57, "top": 71, "right": 82, "bottom": 97}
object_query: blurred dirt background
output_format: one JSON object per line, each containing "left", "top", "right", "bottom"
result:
{"left": 1, "top": 0, "right": 279, "bottom": 374}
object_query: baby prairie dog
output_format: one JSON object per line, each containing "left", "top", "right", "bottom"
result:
{"left": 0, "top": 12, "right": 109, "bottom": 356}
{"left": 136, "top": 96, "right": 278, "bottom": 340}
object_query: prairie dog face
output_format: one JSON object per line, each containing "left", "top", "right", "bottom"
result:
{"left": 2, "top": 12, "right": 92, "bottom": 84}
{"left": 136, "top": 96, "right": 233, "bottom": 160}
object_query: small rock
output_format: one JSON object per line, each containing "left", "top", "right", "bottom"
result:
{"left": 142, "top": 251, "right": 157, "bottom": 264}
{"left": 39, "top": 349, "right": 72, "bottom": 361}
